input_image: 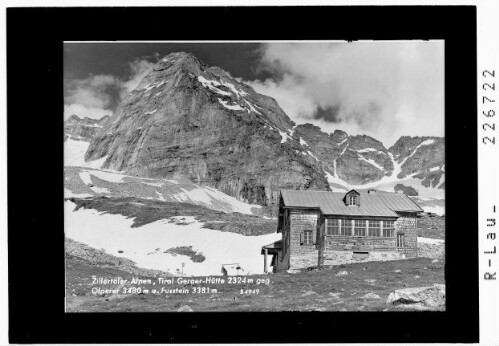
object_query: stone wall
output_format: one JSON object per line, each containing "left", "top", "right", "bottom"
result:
{"left": 289, "top": 210, "right": 319, "bottom": 269}
{"left": 395, "top": 214, "right": 418, "bottom": 257}
{"left": 323, "top": 250, "right": 404, "bottom": 266}
{"left": 325, "top": 235, "right": 397, "bottom": 252}
{"left": 279, "top": 210, "right": 419, "bottom": 271}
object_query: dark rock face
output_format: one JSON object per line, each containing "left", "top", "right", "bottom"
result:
{"left": 389, "top": 136, "right": 445, "bottom": 188}
{"left": 294, "top": 124, "right": 444, "bottom": 189}
{"left": 294, "top": 125, "right": 393, "bottom": 185}
{"left": 79, "top": 52, "right": 445, "bottom": 204}
{"left": 85, "top": 52, "right": 330, "bottom": 206}
{"left": 64, "top": 115, "right": 110, "bottom": 142}
{"left": 394, "top": 183, "right": 419, "bottom": 196}
{"left": 335, "top": 135, "right": 393, "bottom": 185}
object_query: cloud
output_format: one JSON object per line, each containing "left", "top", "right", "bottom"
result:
{"left": 64, "top": 103, "right": 112, "bottom": 120}
{"left": 64, "top": 59, "right": 155, "bottom": 120}
{"left": 120, "top": 58, "right": 155, "bottom": 98}
{"left": 249, "top": 42, "right": 444, "bottom": 146}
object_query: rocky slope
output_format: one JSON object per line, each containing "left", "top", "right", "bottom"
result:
{"left": 293, "top": 124, "right": 394, "bottom": 186}
{"left": 75, "top": 51, "right": 444, "bottom": 205}
{"left": 291, "top": 124, "right": 444, "bottom": 198}
{"left": 389, "top": 136, "right": 445, "bottom": 188}
{"left": 64, "top": 114, "right": 110, "bottom": 142}
{"left": 84, "top": 52, "right": 330, "bottom": 206}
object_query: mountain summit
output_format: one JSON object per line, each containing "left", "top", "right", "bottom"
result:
{"left": 85, "top": 52, "right": 330, "bottom": 206}
{"left": 83, "top": 52, "right": 444, "bottom": 206}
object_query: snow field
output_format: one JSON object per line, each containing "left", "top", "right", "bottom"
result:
{"left": 65, "top": 201, "right": 281, "bottom": 276}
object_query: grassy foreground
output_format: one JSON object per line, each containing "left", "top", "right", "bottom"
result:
{"left": 65, "top": 197, "right": 445, "bottom": 312}
{"left": 66, "top": 254, "right": 444, "bottom": 312}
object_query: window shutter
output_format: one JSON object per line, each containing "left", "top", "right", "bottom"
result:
{"left": 300, "top": 232, "right": 304, "bottom": 245}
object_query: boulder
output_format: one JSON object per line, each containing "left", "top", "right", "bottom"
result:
{"left": 386, "top": 284, "right": 445, "bottom": 309}
{"left": 361, "top": 293, "right": 381, "bottom": 300}
{"left": 177, "top": 305, "right": 194, "bottom": 312}
{"left": 335, "top": 270, "right": 348, "bottom": 276}
{"left": 301, "top": 290, "right": 318, "bottom": 297}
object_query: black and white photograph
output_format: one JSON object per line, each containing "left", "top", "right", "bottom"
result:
{"left": 6, "top": 4, "right": 487, "bottom": 343}
{"left": 63, "top": 41, "right": 446, "bottom": 312}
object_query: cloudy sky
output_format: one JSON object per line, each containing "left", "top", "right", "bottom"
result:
{"left": 64, "top": 41, "right": 444, "bottom": 146}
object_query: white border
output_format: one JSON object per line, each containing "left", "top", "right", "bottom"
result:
{"left": 478, "top": 1, "right": 499, "bottom": 345}
{"left": 1, "top": 1, "right": 499, "bottom": 345}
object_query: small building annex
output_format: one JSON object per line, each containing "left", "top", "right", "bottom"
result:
{"left": 262, "top": 189, "right": 424, "bottom": 272}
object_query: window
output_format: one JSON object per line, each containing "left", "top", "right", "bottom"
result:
{"left": 383, "top": 220, "right": 395, "bottom": 237}
{"left": 302, "top": 230, "right": 313, "bottom": 245}
{"left": 341, "top": 219, "right": 352, "bottom": 235}
{"left": 348, "top": 195, "right": 357, "bottom": 206}
{"left": 326, "top": 219, "right": 340, "bottom": 235}
{"left": 397, "top": 233, "right": 405, "bottom": 248}
{"left": 368, "top": 220, "right": 381, "bottom": 237}
{"left": 354, "top": 220, "right": 367, "bottom": 236}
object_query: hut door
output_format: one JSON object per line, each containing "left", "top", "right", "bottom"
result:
{"left": 397, "top": 234, "right": 405, "bottom": 248}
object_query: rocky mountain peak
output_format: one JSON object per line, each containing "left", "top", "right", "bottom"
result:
{"left": 66, "top": 114, "right": 82, "bottom": 125}
{"left": 153, "top": 52, "right": 206, "bottom": 74}
{"left": 78, "top": 52, "right": 444, "bottom": 205}
{"left": 84, "top": 52, "right": 329, "bottom": 207}
{"left": 331, "top": 129, "right": 348, "bottom": 143}
{"left": 64, "top": 114, "right": 110, "bottom": 142}
{"left": 347, "top": 134, "right": 386, "bottom": 152}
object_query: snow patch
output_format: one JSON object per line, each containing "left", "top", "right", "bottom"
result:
{"left": 307, "top": 151, "right": 319, "bottom": 161}
{"left": 88, "top": 170, "right": 126, "bottom": 183}
{"left": 422, "top": 205, "right": 445, "bottom": 216}
{"left": 357, "top": 153, "right": 384, "bottom": 170}
{"left": 143, "top": 181, "right": 164, "bottom": 187}
{"left": 90, "top": 186, "right": 110, "bottom": 194}
{"left": 142, "top": 80, "right": 167, "bottom": 92}
{"left": 83, "top": 156, "right": 108, "bottom": 170}
{"left": 203, "top": 187, "right": 261, "bottom": 215}
{"left": 242, "top": 99, "right": 262, "bottom": 115}
{"left": 357, "top": 148, "right": 377, "bottom": 153}
{"left": 155, "top": 191, "right": 166, "bottom": 201}
{"left": 65, "top": 201, "right": 280, "bottom": 276}
{"left": 325, "top": 151, "right": 444, "bottom": 200}
{"left": 420, "top": 139, "right": 436, "bottom": 146}
{"left": 337, "top": 138, "right": 348, "bottom": 146}
{"left": 79, "top": 171, "right": 93, "bottom": 185}
{"left": 354, "top": 148, "right": 388, "bottom": 156}
{"left": 399, "top": 139, "right": 437, "bottom": 167}
{"left": 64, "top": 188, "right": 92, "bottom": 198}
{"left": 198, "top": 76, "right": 232, "bottom": 96}
{"left": 141, "top": 109, "right": 157, "bottom": 117}
{"left": 64, "top": 139, "right": 90, "bottom": 167}
{"left": 299, "top": 137, "right": 309, "bottom": 147}
{"left": 339, "top": 144, "right": 349, "bottom": 156}
{"left": 277, "top": 129, "right": 293, "bottom": 143}
{"left": 217, "top": 98, "right": 245, "bottom": 111}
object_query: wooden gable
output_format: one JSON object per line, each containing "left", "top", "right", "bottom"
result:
{"left": 344, "top": 189, "right": 360, "bottom": 207}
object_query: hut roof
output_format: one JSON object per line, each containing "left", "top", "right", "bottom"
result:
{"left": 280, "top": 189, "right": 423, "bottom": 217}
